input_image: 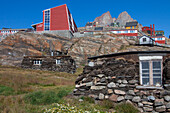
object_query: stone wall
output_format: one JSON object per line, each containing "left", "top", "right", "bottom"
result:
{"left": 74, "top": 57, "right": 170, "bottom": 112}
{"left": 21, "top": 56, "right": 76, "bottom": 73}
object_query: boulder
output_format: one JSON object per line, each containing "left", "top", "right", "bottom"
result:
{"left": 125, "top": 95, "right": 133, "bottom": 100}
{"left": 128, "top": 90, "right": 135, "bottom": 95}
{"left": 90, "top": 86, "right": 106, "bottom": 90}
{"left": 154, "top": 99, "right": 164, "bottom": 106}
{"left": 164, "top": 96, "right": 170, "bottom": 102}
{"left": 122, "top": 80, "right": 128, "bottom": 84}
{"left": 99, "top": 93, "right": 105, "bottom": 100}
{"left": 109, "top": 94, "right": 118, "bottom": 102}
{"left": 155, "top": 105, "right": 166, "bottom": 112}
{"left": 166, "top": 102, "right": 170, "bottom": 109}
{"left": 117, "top": 96, "right": 124, "bottom": 102}
{"left": 129, "top": 80, "right": 138, "bottom": 84}
{"left": 107, "top": 82, "right": 116, "bottom": 88}
{"left": 143, "top": 107, "right": 153, "bottom": 112}
{"left": 97, "top": 74, "right": 105, "bottom": 78}
{"left": 132, "top": 96, "right": 141, "bottom": 103}
{"left": 114, "top": 90, "right": 126, "bottom": 95}
{"left": 138, "top": 103, "right": 143, "bottom": 107}
{"left": 108, "top": 89, "right": 113, "bottom": 94}
{"left": 142, "top": 101, "right": 153, "bottom": 105}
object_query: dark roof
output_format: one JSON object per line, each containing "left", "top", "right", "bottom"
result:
{"left": 125, "top": 21, "right": 138, "bottom": 27}
{"left": 94, "top": 27, "right": 103, "bottom": 31}
{"left": 88, "top": 51, "right": 170, "bottom": 60}
{"left": 85, "top": 22, "right": 93, "bottom": 26}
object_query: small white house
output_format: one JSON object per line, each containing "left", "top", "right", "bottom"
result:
{"left": 139, "top": 35, "right": 155, "bottom": 45}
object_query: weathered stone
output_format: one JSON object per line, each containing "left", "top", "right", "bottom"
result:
{"left": 164, "top": 96, "right": 170, "bottom": 102}
{"left": 79, "top": 99, "right": 83, "bottom": 102}
{"left": 155, "top": 105, "right": 166, "bottom": 112}
{"left": 96, "top": 83, "right": 107, "bottom": 86}
{"left": 138, "top": 108, "right": 143, "bottom": 113}
{"left": 99, "top": 93, "right": 105, "bottom": 100}
{"left": 119, "top": 84, "right": 126, "bottom": 87}
{"left": 100, "top": 78, "right": 106, "bottom": 83}
{"left": 117, "top": 96, "right": 124, "bottom": 102}
{"left": 107, "top": 82, "right": 116, "bottom": 88}
{"left": 132, "top": 96, "right": 141, "bottom": 103}
{"left": 97, "top": 74, "right": 104, "bottom": 78}
{"left": 122, "top": 80, "right": 128, "bottom": 84}
{"left": 143, "top": 107, "right": 153, "bottom": 112}
{"left": 117, "top": 80, "right": 122, "bottom": 83}
{"left": 73, "top": 89, "right": 78, "bottom": 92}
{"left": 128, "top": 90, "right": 135, "bottom": 95}
{"left": 154, "top": 99, "right": 164, "bottom": 106}
{"left": 90, "top": 86, "right": 106, "bottom": 90}
{"left": 85, "top": 82, "right": 93, "bottom": 86}
{"left": 125, "top": 95, "right": 133, "bottom": 100}
{"left": 166, "top": 102, "right": 170, "bottom": 109}
{"left": 147, "top": 96, "right": 155, "bottom": 101}
{"left": 129, "top": 80, "right": 138, "bottom": 84}
{"left": 88, "top": 94, "right": 98, "bottom": 99}
{"left": 109, "top": 94, "right": 118, "bottom": 102}
{"left": 138, "top": 103, "right": 143, "bottom": 107}
{"left": 105, "top": 95, "right": 109, "bottom": 99}
{"left": 114, "top": 90, "right": 126, "bottom": 95}
{"left": 108, "top": 89, "right": 113, "bottom": 94}
{"left": 142, "top": 101, "right": 153, "bottom": 105}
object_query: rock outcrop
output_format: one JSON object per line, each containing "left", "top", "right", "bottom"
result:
{"left": 94, "top": 11, "right": 113, "bottom": 26}
{"left": 116, "top": 11, "right": 134, "bottom": 26}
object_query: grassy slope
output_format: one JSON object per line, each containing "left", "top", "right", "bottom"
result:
{"left": 0, "top": 65, "right": 82, "bottom": 113}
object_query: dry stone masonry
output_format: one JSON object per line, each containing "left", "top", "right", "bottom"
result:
{"left": 21, "top": 56, "right": 76, "bottom": 73}
{"left": 74, "top": 51, "right": 170, "bottom": 112}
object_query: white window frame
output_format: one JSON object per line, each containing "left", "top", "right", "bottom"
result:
{"left": 56, "top": 59, "right": 61, "bottom": 64}
{"left": 139, "top": 56, "right": 163, "bottom": 86}
{"left": 33, "top": 60, "right": 42, "bottom": 65}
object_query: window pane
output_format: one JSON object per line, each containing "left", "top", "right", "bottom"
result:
{"left": 153, "top": 78, "right": 161, "bottom": 85}
{"left": 153, "top": 74, "right": 161, "bottom": 77}
{"left": 142, "top": 78, "right": 150, "bottom": 85}
{"left": 153, "top": 61, "right": 161, "bottom": 69}
{"left": 142, "top": 62, "right": 149, "bottom": 69}
{"left": 153, "top": 70, "right": 161, "bottom": 73}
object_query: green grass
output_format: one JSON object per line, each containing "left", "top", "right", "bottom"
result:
{"left": 115, "top": 103, "right": 139, "bottom": 113}
{"left": 0, "top": 85, "right": 15, "bottom": 96}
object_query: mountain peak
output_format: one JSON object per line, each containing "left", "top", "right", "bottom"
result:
{"left": 116, "top": 11, "right": 134, "bottom": 26}
{"left": 94, "top": 11, "right": 113, "bottom": 26}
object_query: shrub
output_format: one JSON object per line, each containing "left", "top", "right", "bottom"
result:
{"left": 98, "top": 99, "right": 114, "bottom": 109}
{"left": 115, "top": 103, "right": 139, "bottom": 113}
{"left": 0, "top": 85, "right": 15, "bottom": 96}
{"left": 80, "top": 96, "right": 95, "bottom": 104}
{"left": 57, "top": 89, "right": 70, "bottom": 98}
{"left": 24, "top": 91, "right": 59, "bottom": 105}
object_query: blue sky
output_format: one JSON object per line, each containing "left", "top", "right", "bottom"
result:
{"left": 0, "top": 0, "right": 169, "bottom": 37}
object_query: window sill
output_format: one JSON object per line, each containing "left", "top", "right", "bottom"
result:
{"left": 136, "top": 86, "right": 163, "bottom": 90}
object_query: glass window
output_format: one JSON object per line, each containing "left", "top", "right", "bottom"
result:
{"left": 141, "top": 61, "right": 150, "bottom": 85}
{"left": 140, "top": 60, "right": 162, "bottom": 86}
{"left": 143, "top": 38, "right": 146, "bottom": 42}
{"left": 44, "top": 10, "right": 50, "bottom": 31}
{"left": 56, "top": 59, "right": 61, "bottom": 64}
{"left": 33, "top": 60, "right": 42, "bottom": 65}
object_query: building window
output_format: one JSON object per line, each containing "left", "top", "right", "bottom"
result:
{"left": 143, "top": 38, "right": 146, "bottom": 42}
{"left": 33, "top": 60, "right": 42, "bottom": 65}
{"left": 56, "top": 59, "right": 61, "bottom": 64}
{"left": 44, "top": 9, "right": 50, "bottom": 31}
{"left": 140, "top": 56, "right": 162, "bottom": 86}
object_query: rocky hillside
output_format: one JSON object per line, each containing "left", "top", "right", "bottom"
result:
{"left": 0, "top": 32, "right": 170, "bottom": 66}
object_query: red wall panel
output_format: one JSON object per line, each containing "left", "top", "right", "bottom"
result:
{"left": 36, "top": 23, "right": 44, "bottom": 31}
{"left": 50, "top": 4, "right": 69, "bottom": 31}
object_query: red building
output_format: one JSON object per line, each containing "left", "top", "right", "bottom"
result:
{"left": 142, "top": 24, "right": 155, "bottom": 36}
{"left": 32, "top": 4, "right": 78, "bottom": 38}
{"left": 151, "top": 36, "right": 166, "bottom": 44}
